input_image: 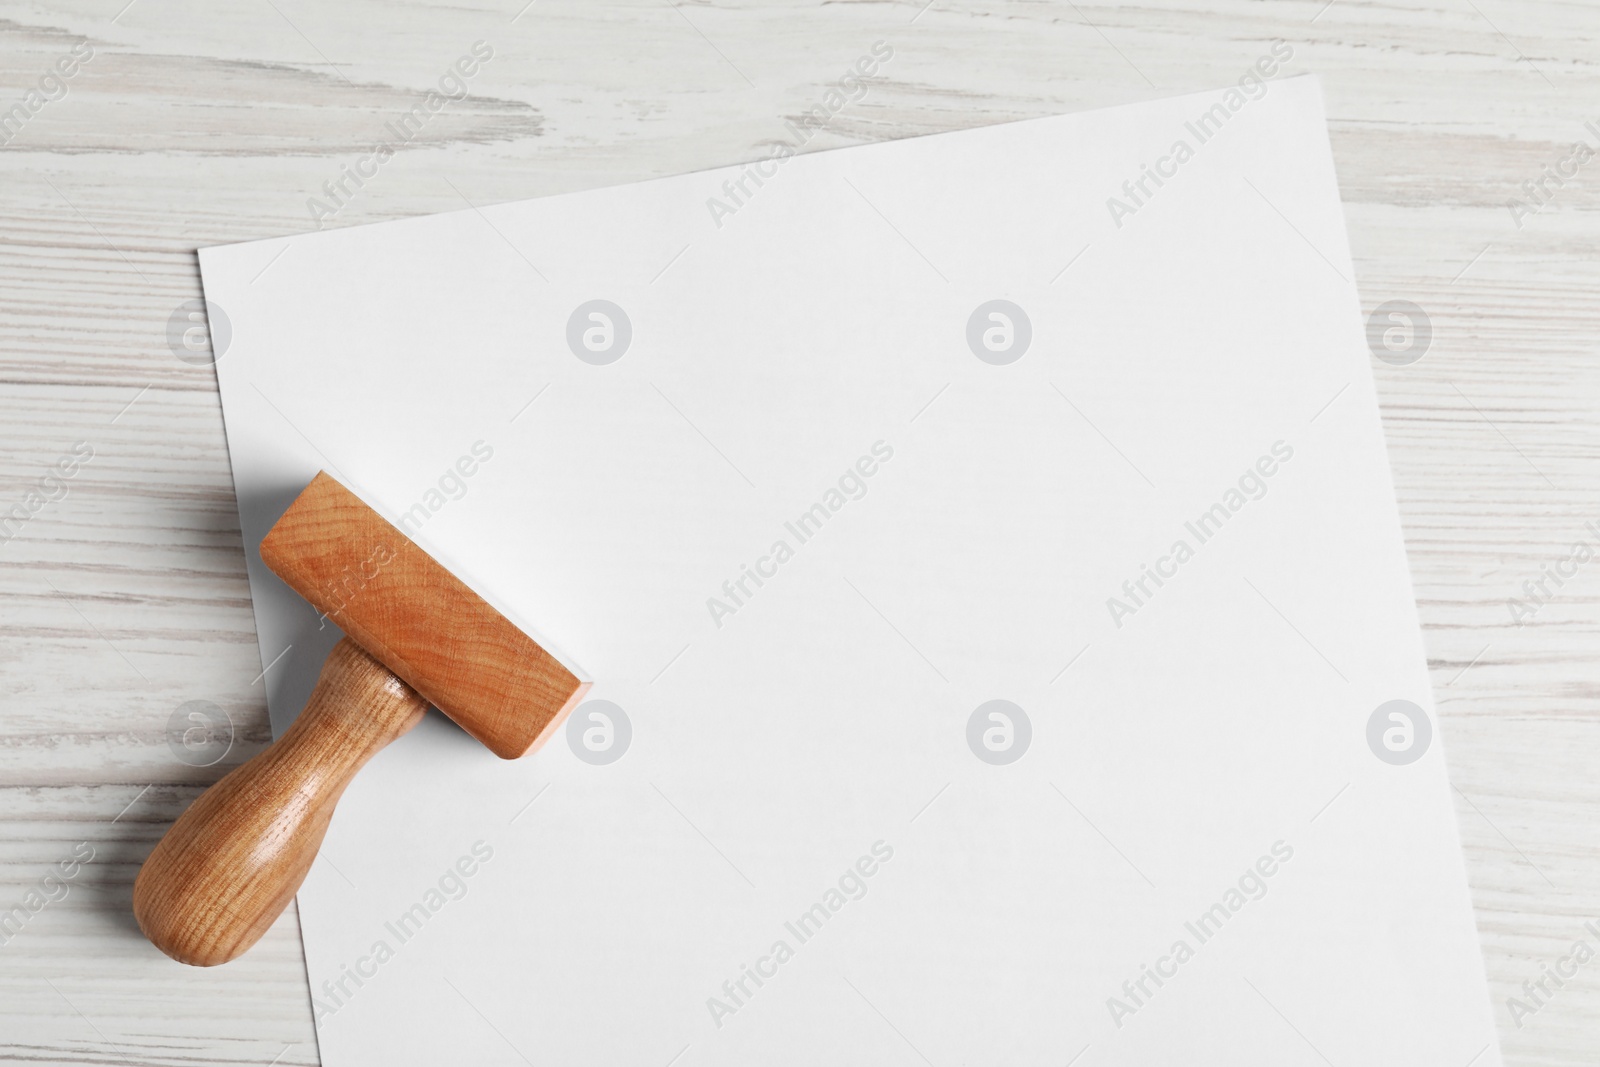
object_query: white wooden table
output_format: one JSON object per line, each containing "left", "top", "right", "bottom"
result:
{"left": 2, "top": 1, "right": 1596, "bottom": 1064}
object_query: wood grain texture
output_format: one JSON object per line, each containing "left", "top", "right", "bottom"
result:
{"left": 132, "top": 638, "right": 427, "bottom": 967}
{"left": 259, "top": 472, "right": 589, "bottom": 759}
{"left": 0, "top": 1, "right": 1596, "bottom": 1064}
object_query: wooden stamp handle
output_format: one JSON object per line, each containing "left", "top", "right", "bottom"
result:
{"left": 134, "top": 638, "right": 428, "bottom": 966}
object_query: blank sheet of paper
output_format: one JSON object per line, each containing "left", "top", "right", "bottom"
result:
{"left": 199, "top": 74, "right": 1501, "bottom": 1066}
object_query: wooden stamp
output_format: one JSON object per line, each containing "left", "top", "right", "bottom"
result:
{"left": 133, "top": 472, "right": 589, "bottom": 966}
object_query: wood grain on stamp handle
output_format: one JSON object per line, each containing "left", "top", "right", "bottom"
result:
{"left": 133, "top": 471, "right": 590, "bottom": 965}
{"left": 133, "top": 639, "right": 427, "bottom": 967}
